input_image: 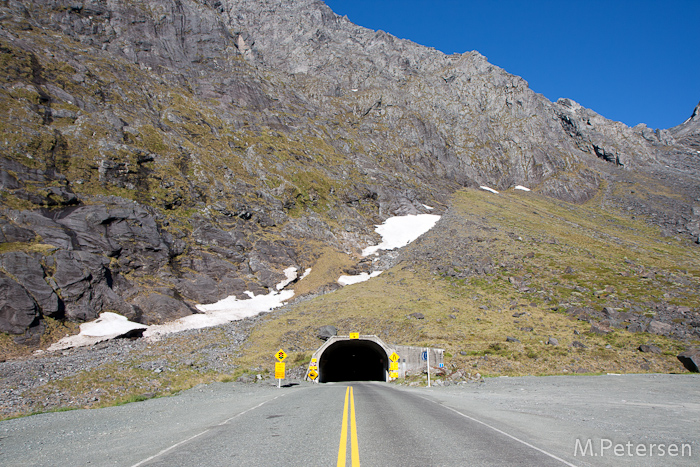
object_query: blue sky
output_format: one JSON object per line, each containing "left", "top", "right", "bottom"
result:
{"left": 324, "top": 0, "right": 699, "bottom": 130}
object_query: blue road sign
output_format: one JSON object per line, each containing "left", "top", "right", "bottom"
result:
{"left": 421, "top": 351, "right": 427, "bottom": 361}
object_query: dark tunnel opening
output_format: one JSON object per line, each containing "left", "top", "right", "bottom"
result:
{"left": 318, "top": 340, "right": 387, "bottom": 383}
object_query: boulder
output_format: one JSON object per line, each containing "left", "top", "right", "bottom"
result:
{"left": 408, "top": 312, "right": 425, "bottom": 319}
{"left": 12, "top": 320, "right": 46, "bottom": 346}
{"left": 590, "top": 323, "right": 611, "bottom": 335}
{"left": 601, "top": 306, "right": 619, "bottom": 319}
{"left": 648, "top": 320, "right": 673, "bottom": 336}
{"left": 132, "top": 293, "right": 197, "bottom": 325}
{"left": 546, "top": 337, "right": 559, "bottom": 346}
{"left": 236, "top": 373, "right": 256, "bottom": 383}
{"left": 566, "top": 306, "right": 593, "bottom": 321}
{"left": 0, "top": 272, "right": 39, "bottom": 334}
{"left": 506, "top": 336, "right": 520, "bottom": 343}
{"left": 317, "top": 325, "right": 337, "bottom": 340}
{"left": 638, "top": 344, "right": 662, "bottom": 354}
{"left": 677, "top": 350, "right": 700, "bottom": 373}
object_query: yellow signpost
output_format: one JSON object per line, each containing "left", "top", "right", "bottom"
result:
{"left": 275, "top": 362, "right": 285, "bottom": 379}
{"left": 389, "top": 352, "right": 400, "bottom": 380}
{"left": 274, "top": 349, "right": 287, "bottom": 388}
{"left": 349, "top": 332, "right": 359, "bottom": 339}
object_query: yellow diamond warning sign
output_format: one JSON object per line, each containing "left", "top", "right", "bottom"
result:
{"left": 389, "top": 352, "right": 400, "bottom": 362}
{"left": 275, "top": 349, "right": 287, "bottom": 362}
{"left": 308, "top": 369, "right": 318, "bottom": 380}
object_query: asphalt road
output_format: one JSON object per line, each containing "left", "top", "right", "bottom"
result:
{"left": 2, "top": 374, "right": 698, "bottom": 466}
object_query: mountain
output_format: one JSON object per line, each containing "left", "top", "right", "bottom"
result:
{"left": 670, "top": 101, "right": 700, "bottom": 149}
{"left": 0, "top": 0, "right": 698, "bottom": 349}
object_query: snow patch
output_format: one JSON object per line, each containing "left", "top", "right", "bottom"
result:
{"left": 299, "top": 268, "right": 312, "bottom": 280}
{"left": 422, "top": 204, "right": 434, "bottom": 210}
{"left": 362, "top": 214, "right": 441, "bottom": 256}
{"left": 148, "top": 270, "right": 298, "bottom": 336}
{"left": 146, "top": 288, "right": 294, "bottom": 337}
{"left": 276, "top": 266, "right": 298, "bottom": 290}
{"left": 338, "top": 271, "right": 382, "bottom": 286}
{"left": 480, "top": 186, "right": 499, "bottom": 194}
{"left": 48, "top": 312, "right": 147, "bottom": 351}
{"left": 514, "top": 185, "right": 531, "bottom": 191}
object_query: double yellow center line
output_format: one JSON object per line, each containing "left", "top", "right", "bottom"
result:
{"left": 337, "top": 386, "right": 360, "bottom": 466}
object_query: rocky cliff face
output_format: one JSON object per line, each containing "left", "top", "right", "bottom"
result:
{"left": 670, "top": 101, "right": 700, "bottom": 150}
{"left": 0, "top": 0, "right": 698, "bottom": 340}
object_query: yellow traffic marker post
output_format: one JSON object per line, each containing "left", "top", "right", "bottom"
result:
{"left": 389, "top": 351, "right": 400, "bottom": 380}
{"left": 274, "top": 349, "right": 287, "bottom": 388}
{"left": 307, "top": 357, "right": 319, "bottom": 383}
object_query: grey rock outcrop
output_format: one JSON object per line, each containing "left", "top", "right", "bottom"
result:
{"left": 670, "top": 101, "right": 700, "bottom": 150}
{"left": 0, "top": 252, "right": 59, "bottom": 317}
{"left": 0, "top": 272, "right": 40, "bottom": 334}
{"left": 317, "top": 325, "right": 337, "bottom": 341}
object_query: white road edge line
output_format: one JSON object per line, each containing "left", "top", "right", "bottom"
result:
{"left": 130, "top": 393, "right": 288, "bottom": 467}
{"left": 419, "top": 395, "right": 579, "bottom": 467}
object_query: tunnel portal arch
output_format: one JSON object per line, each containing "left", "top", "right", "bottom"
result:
{"left": 311, "top": 336, "right": 394, "bottom": 383}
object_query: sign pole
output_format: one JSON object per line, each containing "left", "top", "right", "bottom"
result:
{"left": 426, "top": 347, "right": 431, "bottom": 388}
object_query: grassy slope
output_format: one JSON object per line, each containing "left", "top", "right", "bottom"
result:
{"left": 240, "top": 187, "right": 699, "bottom": 376}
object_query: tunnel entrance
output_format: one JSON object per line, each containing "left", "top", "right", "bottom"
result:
{"left": 318, "top": 339, "right": 388, "bottom": 383}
